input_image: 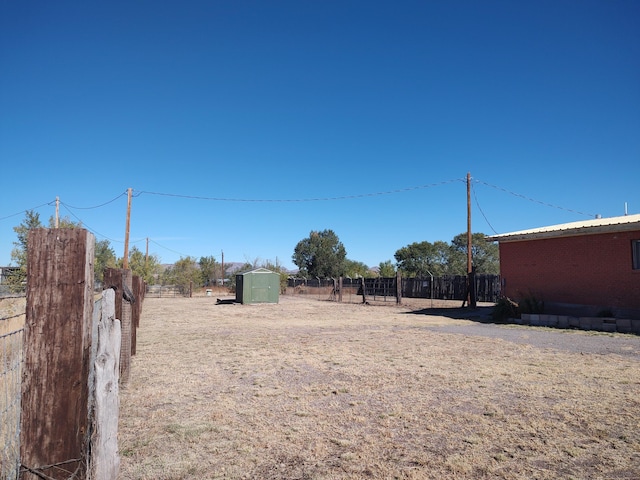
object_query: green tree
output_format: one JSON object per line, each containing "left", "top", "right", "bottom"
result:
{"left": 378, "top": 260, "right": 396, "bottom": 277}
{"left": 48, "top": 215, "right": 80, "bottom": 229}
{"left": 199, "top": 256, "right": 218, "bottom": 286}
{"left": 263, "top": 258, "right": 289, "bottom": 294}
{"left": 343, "top": 259, "right": 370, "bottom": 278}
{"left": 449, "top": 232, "right": 500, "bottom": 275}
{"left": 394, "top": 240, "right": 450, "bottom": 277}
{"left": 95, "top": 239, "right": 117, "bottom": 284}
{"left": 11, "top": 210, "right": 43, "bottom": 267}
{"left": 125, "top": 245, "right": 162, "bottom": 284}
{"left": 292, "top": 229, "right": 347, "bottom": 278}
{"left": 162, "top": 256, "right": 200, "bottom": 291}
{"left": 7, "top": 210, "right": 43, "bottom": 291}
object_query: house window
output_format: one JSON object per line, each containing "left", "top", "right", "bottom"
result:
{"left": 633, "top": 240, "right": 640, "bottom": 270}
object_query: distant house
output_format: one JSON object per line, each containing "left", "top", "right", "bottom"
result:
{"left": 488, "top": 214, "right": 640, "bottom": 319}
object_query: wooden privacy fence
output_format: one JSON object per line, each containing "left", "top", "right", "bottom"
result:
{"left": 287, "top": 274, "right": 501, "bottom": 304}
{"left": 14, "top": 228, "right": 144, "bottom": 480}
{"left": 402, "top": 274, "right": 501, "bottom": 303}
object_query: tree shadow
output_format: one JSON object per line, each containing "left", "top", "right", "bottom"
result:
{"left": 404, "top": 305, "right": 495, "bottom": 323}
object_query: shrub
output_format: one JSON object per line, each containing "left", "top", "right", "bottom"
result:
{"left": 492, "top": 297, "right": 519, "bottom": 322}
{"left": 519, "top": 295, "right": 545, "bottom": 315}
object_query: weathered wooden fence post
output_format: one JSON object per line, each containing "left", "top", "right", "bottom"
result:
{"left": 20, "top": 228, "right": 95, "bottom": 480}
{"left": 103, "top": 268, "right": 133, "bottom": 385}
{"left": 131, "top": 275, "right": 144, "bottom": 356}
{"left": 88, "top": 288, "right": 121, "bottom": 480}
{"left": 396, "top": 272, "right": 402, "bottom": 305}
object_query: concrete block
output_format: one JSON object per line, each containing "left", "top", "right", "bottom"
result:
{"left": 529, "top": 314, "right": 541, "bottom": 326}
{"left": 616, "top": 318, "right": 632, "bottom": 333}
{"left": 520, "top": 314, "right": 531, "bottom": 325}
{"left": 601, "top": 319, "right": 616, "bottom": 333}
{"left": 568, "top": 316, "right": 580, "bottom": 328}
{"left": 590, "top": 317, "right": 604, "bottom": 331}
{"left": 579, "top": 317, "right": 592, "bottom": 330}
{"left": 631, "top": 320, "right": 640, "bottom": 335}
{"left": 547, "top": 315, "right": 559, "bottom": 328}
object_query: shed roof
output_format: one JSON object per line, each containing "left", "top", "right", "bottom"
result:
{"left": 236, "top": 267, "right": 276, "bottom": 275}
{"left": 487, "top": 214, "right": 640, "bottom": 243}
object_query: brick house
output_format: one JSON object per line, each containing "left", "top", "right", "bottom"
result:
{"left": 488, "top": 214, "right": 640, "bottom": 319}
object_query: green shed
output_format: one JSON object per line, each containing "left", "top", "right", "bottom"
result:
{"left": 235, "top": 268, "right": 280, "bottom": 304}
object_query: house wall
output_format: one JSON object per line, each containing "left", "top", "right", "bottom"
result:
{"left": 499, "top": 230, "right": 640, "bottom": 317}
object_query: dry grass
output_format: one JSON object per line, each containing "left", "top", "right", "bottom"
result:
{"left": 119, "top": 296, "right": 640, "bottom": 479}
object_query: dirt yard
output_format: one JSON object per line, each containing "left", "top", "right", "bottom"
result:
{"left": 118, "top": 295, "right": 640, "bottom": 479}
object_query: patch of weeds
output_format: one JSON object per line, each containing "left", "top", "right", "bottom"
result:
{"left": 120, "top": 447, "right": 135, "bottom": 457}
{"left": 492, "top": 297, "right": 519, "bottom": 321}
{"left": 519, "top": 294, "right": 545, "bottom": 315}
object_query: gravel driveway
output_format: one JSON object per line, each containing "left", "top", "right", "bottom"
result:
{"left": 413, "top": 308, "right": 640, "bottom": 358}
{"left": 402, "top": 304, "right": 640, "bottom": 358}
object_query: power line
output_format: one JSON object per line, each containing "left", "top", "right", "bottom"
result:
{"left": 473, "top": 178, "right": 596, "bottom": 217}
{"left": 59, "top": 204, "right": 122, "bottom": 243}
{"left": 134, "top": 179, "right": 464, "bottom": 203}
{"left": 471, "top": 182, "right": 498, "bottom": 235}
{"left": 148, "top": 239, "right": 191, "bottom": 259}
{"left": 60, "top": 191, "right": 128, "bottom": 210}
{"left": 0, "top": 201, "right": 55, "bottom": 222}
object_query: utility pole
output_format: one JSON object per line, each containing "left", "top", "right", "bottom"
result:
{"left": 466, "top": 172, "right": 476, "bottom": 308}
{"left": 123, "top": 188, "right": 132, "bottom": 269}
{"left": 221, "top": 250, "right": 224, "bottom": 286}
{"left": 145, "top": 237, "right": 149, "bottom": 270}
{"left": 55, "top": 197, "right": 60, "bottom": 228}
{"left": 467, "top": 172, "right": 472, "bottom": 275}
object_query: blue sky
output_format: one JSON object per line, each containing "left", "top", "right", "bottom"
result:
{"left": 1, "top": 1, "right": 638, "bottom": 270}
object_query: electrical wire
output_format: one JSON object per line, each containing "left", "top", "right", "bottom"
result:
{"left": 59, "top": 204, "right": 121, "bottom": 243}
{"left": 134, "top": 178, "right": 464, "bottom": 203}
{"left": 0, "top": 201, "right": 55, "bottom": 222}
{"left": 473, "top": 179, "right": 596, "bottom": 217}
{"left": 148, "top": 238, "right": 191, "bottom": 259}
{"left": 60, "top": 191, "right": 128, "bottom": 210}
{"left": 471, "top": 182, "right": 498, "bottom": 235}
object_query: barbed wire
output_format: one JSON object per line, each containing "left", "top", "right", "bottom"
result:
{"left": 0, "top": 312, "right": 25, "bottom": 322}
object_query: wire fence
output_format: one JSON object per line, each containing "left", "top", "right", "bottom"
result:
{"left": 0, "top": 296, "right": 25, "bottom": 480}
